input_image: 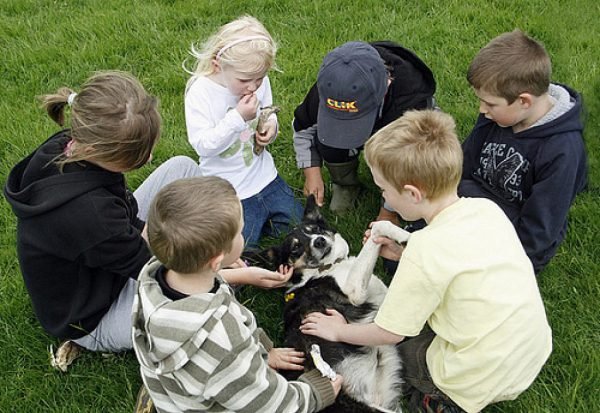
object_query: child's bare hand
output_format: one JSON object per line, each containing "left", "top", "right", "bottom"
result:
{"left": 303, "top": 167, "right": 325, "bottom": 206}
{"left": 364, "top": 222, "right": 405, "bottom": 261}
{"left": 268, "top": 348, "right": 305, "bottom": 371}
{"left": 300, "top": 309, "right": 347, "bottom": 342}
{"left": 255, "top": 117, "right": 277, "bottom": 146}
{"left": 331, "top": 374, "right": 344, "bottom": 398}
{"left": 237, "top": 93, "right": 259, "bottom": 121}
{"left": 246, "top": 265, "right": 293, "bottom": 289}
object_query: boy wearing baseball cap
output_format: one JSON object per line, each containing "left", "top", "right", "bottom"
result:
{"left": 293, "top": 41, "right": 436, "bottom": 215}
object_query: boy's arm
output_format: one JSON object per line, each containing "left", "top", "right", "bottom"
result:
{"left": 300, "top": 309, "right": 404, "bottom": 346}
{"left": 460, "top": 115, "right": 489, "bottom": 181}
{"left": 220, "top": 265, "right": 293, "bottom": 289}
{"left": 205, "top": 336, "right": 337, "bottom": 412}
{"left": 515, "top": 136, "right": 587, "bottom": 273}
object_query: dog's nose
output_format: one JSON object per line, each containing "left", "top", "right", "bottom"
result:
{"left": 313, "top": 236, "right": 326, "bottom": 249}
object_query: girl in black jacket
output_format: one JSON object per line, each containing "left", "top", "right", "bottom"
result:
{"left": 4, "top": 71, "right": 204, "bottom": 354}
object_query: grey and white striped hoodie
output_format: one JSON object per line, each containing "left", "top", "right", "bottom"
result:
{"left": 132, "top": 257, "right": 334, "bottom": 413}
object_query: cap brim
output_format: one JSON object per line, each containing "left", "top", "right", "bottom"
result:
{"left": 317, "top": 105, "right": 378, "bottom": 149}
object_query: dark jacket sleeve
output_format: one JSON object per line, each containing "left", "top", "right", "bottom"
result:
{"left": 514, "top": 132, "right": 587, "bottom": 273}
{"left": 293, "top": 84, "right": 322, "bottom": 168}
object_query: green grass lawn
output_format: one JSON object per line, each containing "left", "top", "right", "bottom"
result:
{"left": 1, "top": 0, "right": 599, "bottom": 411}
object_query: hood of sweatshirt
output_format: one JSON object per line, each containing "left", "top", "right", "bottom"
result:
{"left": 4, "top": 130, "right": 123, "bottom": 219}
{"left": 132, "top": 258, "right": 244, "bottom": 375}
{"left": 372, "top": 40, "right": 437, "bottom": 115}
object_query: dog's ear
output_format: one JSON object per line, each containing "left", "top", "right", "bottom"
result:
{"left": 303, "top": 194, "right": 324, "bottom": 223}
{"left": 242, "top": 247, "right": 282, "bottom": 271}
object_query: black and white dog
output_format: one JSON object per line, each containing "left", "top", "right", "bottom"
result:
{"left": 255, "top": 195, "right": 411, "bottom": 412}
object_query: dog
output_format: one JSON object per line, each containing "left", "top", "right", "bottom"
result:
{"left": 253, "top": 195, "right": 411, "bottom": 412}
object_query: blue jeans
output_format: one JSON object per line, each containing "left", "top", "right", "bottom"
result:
{"left": 242, "top": 175, "right": 304, "bottom": 249}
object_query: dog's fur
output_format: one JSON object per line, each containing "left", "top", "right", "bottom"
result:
{"left": 254, "top": 195, "right": 411, "bottom": 412}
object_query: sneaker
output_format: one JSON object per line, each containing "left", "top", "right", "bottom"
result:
{"left": 134, "top": 385, "right": 156, "bottom": 413}
{"left": 49, "top": 340, "right": 84, "bottom": 372}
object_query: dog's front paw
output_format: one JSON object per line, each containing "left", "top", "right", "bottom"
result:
{"left": 371, "top": 221, "right": 410, "bottom": 244}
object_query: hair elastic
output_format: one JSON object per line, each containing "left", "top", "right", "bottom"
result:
{"left": 67, "top": 93, "right": 78, "bottom": 106}
{"left": 216, "top": 35, "right": 271, "bottom": 60}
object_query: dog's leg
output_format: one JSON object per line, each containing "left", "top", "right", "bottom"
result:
{"left": 343, "top": 221, "right": 411, "bottom": 306}
{"left": 343, "top": 236, "right": 383, "bottom": 306}
{"left": 371, "top": 220, "right": 411, "bottom": 245}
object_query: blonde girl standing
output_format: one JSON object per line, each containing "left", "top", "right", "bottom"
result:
{"left": 185, "top": 16, "right": 303, "bottom": 249}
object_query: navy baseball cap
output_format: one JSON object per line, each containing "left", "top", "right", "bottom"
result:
{"left": 317, "top": 42, "right": 388, "bottom": 149}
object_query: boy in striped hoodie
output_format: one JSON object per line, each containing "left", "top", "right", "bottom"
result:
{"left": 132, "top": 176, "right": 342, "bottom": 412}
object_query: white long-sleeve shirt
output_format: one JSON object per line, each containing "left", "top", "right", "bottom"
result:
{"left": 185, "top": 76, "right": 277, "bottom": 199}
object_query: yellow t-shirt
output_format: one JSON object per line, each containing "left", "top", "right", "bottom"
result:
{"left": 375, "top": 197, "right": 552, "bottom": 413}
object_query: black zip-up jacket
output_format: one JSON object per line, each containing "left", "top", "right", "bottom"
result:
{"left": 4, "top": 130, "right": 151, "bottom": 339}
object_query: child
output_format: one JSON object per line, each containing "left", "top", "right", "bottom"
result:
{"left": 132, "top": 176, "right": 342, "bottom": 412}
{"left": 459, "top": 29, "right": 588, "bottom": 274}
{"left": 3, "top": 71, "right": 205, "bottom": 355}
{"left": 185, "top": 15, "right": 303, "bottom": 249}
{"left": 3, "top": 71, "right": 288, "bottom": 360}
{"left": 300, "top": 110, "right": 552, "bottom": 413}
{"left": 293, "top": 40, "right": 437, "bottom": 216}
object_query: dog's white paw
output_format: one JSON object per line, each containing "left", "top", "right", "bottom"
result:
{"left": 371, "top": 221, "right": 410, "bottom": 244}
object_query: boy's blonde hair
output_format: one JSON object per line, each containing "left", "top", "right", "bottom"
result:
{"left": 40, "top": 71, "right": 160, "bottom": 171}
{"left": 365, "top": 110, "right": 462, "bottom": 200}
{"left": 467, "top": 29, "right": 551, "bottom": 103}
{"left": 187, "top": 15, "right": 277, "bottom": 79}
{"left": 147, "top": 176, "right": 242, "bottom": 274}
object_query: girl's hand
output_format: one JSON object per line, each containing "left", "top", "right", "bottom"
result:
{"left": 255, "top": 117, "right": 277, "bottom": 146}
{"left": 268, "top": 348, "right": 305, "bottom": 371}
{"left": 300, "top": 309, "right": 347, "bottom": 342}
{"left": 237, "top": 93, "right": 259, "bottom": 121}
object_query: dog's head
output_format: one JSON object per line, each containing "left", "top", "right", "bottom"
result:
{"left": 254, "top": 195, "right": 349, "bottom": 284}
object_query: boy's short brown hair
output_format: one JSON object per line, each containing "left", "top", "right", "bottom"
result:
{"left": 467, "top": 29, "right": 551, "bottom": 103}
{"left": 147, "top": 176, "right": 242, "bottom": 274}
{"left": 365, "top": 110, "right": 462, "bottom": 200}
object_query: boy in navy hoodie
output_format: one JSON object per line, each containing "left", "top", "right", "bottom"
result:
{"left": 459, "top": 29, "right": 587, "bottom": 274}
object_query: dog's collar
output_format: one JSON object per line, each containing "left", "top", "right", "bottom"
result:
{"left": 284, "top": 257, "right": 345, "bottom": 302}
{"left": 317, "top": 257, "right": 344, "bottom": 273}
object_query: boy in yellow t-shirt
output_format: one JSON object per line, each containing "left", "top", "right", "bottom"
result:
{"left": 300, "top": 110, "right": 552, "bottom": 412}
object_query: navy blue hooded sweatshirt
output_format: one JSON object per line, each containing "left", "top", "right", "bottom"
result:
{"left": 459, "top": 84, "right": 587, "bottom": 273}
{"left": 4, "top": 130, "right": 151, "bottom": 339}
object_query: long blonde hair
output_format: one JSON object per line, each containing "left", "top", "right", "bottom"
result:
{"left": 185, "top": 15, "right": 277, "bottom": 85}
{"left": 40, "top": 71, "right": 160, "bottom": 171}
